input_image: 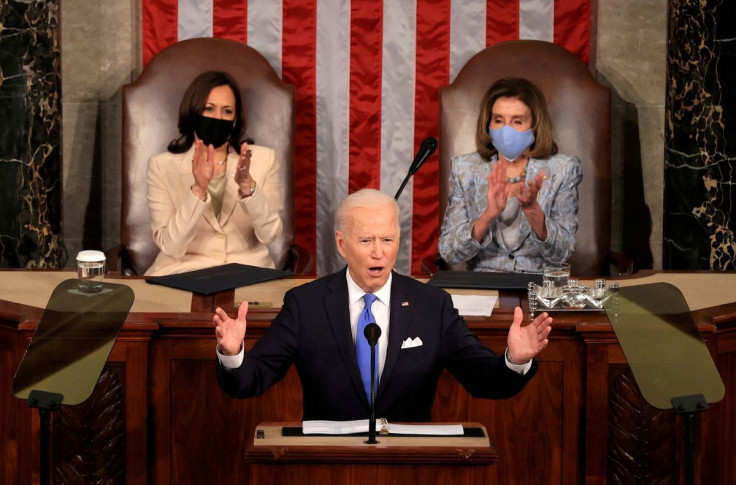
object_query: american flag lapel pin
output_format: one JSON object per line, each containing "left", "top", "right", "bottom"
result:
{"left": 402, "top": 301, "right": 409, "bottom": 307}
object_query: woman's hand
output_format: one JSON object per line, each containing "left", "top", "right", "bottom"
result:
{"left": 234, "top": 143, "right": 256, "bottom": 198}
{"left": 518, "top": 171, "right": 548, "bottom": 240}
{"left": 486, "top": 162, "right": 512, "bottom": 218}
{"left": 517, "top": 170, "right": 545, "bottom": 209}
{"left": 471, "top": 163, "right": 511, "bottom": 242}
{"left": 191, "top": 140, "right": 215, "bottom": 200}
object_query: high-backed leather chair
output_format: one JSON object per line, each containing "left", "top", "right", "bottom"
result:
{"left": 107, "top": 38, "right": 312, "bottom": 275}
{"left": 428, "top": 40, "right": 629, "bottom": 277}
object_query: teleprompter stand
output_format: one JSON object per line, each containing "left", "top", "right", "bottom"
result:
{"left": 26, "top": 390, "right": 63, "bottom": 485}
{"left": 604, "top": 283, "right": 724, "bottom": 485}
{"left": 11, "top": 279, "right": 134, "bottom": 485}
{"left": 671, "top": 394, "right": 708, "bottom": 485}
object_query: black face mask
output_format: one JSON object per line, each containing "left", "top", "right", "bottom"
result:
{"left": 193, "top": 114, "right": 234, "bottom": 148}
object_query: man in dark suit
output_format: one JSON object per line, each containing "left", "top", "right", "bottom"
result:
{"left": 213, "top": 189, "right": 552, "bottom": 421}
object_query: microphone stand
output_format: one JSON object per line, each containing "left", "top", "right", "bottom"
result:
{"left": 394, "top": 137, "right": 437, "bottom": 200}
{"left": 394, "top": 174, "right": 413, "bottom": 201}
{"left": 364, "top": 323, "right": 381, "bottom": 444}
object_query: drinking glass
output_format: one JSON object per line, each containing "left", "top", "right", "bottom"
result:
{"left": 543, "top": 262, "right": 570, "bottom": 289}
{"left": 76, "top": 250, "right": 106, "bottom": 293}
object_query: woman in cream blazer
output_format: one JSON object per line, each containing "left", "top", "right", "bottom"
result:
{"left": 144, "top": 71, "right": 283, "bottom": 276}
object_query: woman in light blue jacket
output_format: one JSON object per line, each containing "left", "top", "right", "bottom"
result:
{"left": 439, "top": 78, "right": 581, "bottom": 273}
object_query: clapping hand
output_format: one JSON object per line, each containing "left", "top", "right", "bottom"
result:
{"left": 234, "top": 143, "right": 256, "bottom": 197}
{"left": 471, "top": 164, "right": 514, "bottom": 242}
{"left": 517, "top": 171, "right": 545, "bottom": 209}
{"left": 191, "top": 140, "right": 215, "bottom": 199}
{"left": 485, "top": 163, "right": 512, "bottom": 219}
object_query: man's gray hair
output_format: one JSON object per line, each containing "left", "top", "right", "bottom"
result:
{"left": 335, "top": 189, "right": 400, "bottom": 233}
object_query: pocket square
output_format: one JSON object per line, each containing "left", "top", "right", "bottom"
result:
{"left": 401, "top": 337, "right": 423, "bottom": 349}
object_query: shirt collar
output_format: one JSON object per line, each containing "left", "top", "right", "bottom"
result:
{"left": 345, "top": 269, "right": 392, "bottom": 307}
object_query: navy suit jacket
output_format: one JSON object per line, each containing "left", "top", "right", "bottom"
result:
{"left": 217, "top": 269, "right": 537, "bottom": 421}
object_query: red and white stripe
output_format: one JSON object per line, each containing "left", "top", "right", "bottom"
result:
{"left": 142, "top": 0, "right": 591, "bottom": 275}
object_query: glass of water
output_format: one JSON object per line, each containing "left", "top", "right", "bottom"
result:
{"left": 76, "top": 250, "right": 106, "bottom": 293}
{"left": 543, "top": 262, "right": 570, "bottom": 290}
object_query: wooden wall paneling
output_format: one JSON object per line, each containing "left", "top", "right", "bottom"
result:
{"left": 701, "top": 327, "right": 736, "bottom": 485}
{"left": 554, "top": 336, "right": 586, "bottom": 485}
{"left": 493, "top": 338, "right": 566, "bottom": 485}
{"left": 430, "top": 318, "right": 585, "bottom": 485}
{"left": 0, "top": 321, "right": 33, "bottom": 485}
{"left": 150, "top": 319, "right": 304, "bottom": 485}
{"left": 111, "top": 325, "right": 155, "bottom": 485}
{"left": 606, "top": 364, "right": 679, "bottom": 484}
{"left": 52, "top": 364, "right": 127, "bottom": 484}
{"left": 248, "top": 461, "right": 496, "bottom": 485}
{"left": 582, "top": 330, "right": 617, "bottom": 485}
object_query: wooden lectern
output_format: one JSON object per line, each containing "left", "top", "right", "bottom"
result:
{"left": 246, "top": 422, "right": 498, "bottom": 484}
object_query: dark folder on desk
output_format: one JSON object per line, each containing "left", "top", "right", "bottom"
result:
{"left": 427, "top": 270, "right": 542, "bottom": 290}
{"left": 145, "top": 263, "right": 290, "bottom": 295}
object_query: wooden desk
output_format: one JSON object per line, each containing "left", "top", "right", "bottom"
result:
{"left": 1, "top": 270, "right": 735, "bottom": 484}
{"left": 246, "top": 422, "right": 497, "bottom": 484}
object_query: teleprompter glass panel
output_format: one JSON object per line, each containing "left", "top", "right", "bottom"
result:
{"left": 12, "top": 279, "right": 134, "bottom": 405}
{"left": 603, "top": 282, "right": 724, "bottom": 409}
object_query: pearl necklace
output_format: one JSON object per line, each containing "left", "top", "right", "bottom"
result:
{"left": 506, "top": 168, "right": 526, "bottom": 184}
{"left": 216, "top": 158, "right": 226, "bottom": 165}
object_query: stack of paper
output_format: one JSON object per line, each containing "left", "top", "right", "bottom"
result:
{"left": 302, "top": 419, "right": 371, "bottom": 435}
{"left": 450, "top": 294, "right": 498, "bottom": 316}
{"left": 302, "top": 419, "right": 463, "bottom": 436}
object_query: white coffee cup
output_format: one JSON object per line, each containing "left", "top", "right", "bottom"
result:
{"left": 76, "top": 250, "right": 106, "bottom": 293}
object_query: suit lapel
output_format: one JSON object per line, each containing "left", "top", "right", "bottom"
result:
{"left": 324, "top": 269, "right": 368, "bottom": 405}
{"left": 377, "top": 273, "right": 413, "bottom": 399}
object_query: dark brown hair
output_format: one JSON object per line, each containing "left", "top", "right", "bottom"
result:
{"left": 168, "top": 71, "right": 246, "bottom": 154}
{"left": 475, "top": 77, "right": 557, "bottom": 160}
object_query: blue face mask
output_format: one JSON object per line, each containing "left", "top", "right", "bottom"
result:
{"left": 488, "top": 124, "right": 535, "bottom": 162}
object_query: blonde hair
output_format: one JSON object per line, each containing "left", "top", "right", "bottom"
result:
{"left": 475, "top": 77, "right": 558, "bottom": 160}
{"left": 335, "top": 189, "right": 399, "bottom": 233}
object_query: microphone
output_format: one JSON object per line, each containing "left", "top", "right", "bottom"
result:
{"left": 394, "top": 136, "right": 438, "bottom": 200}
{"left": 364, "top": 322, "right": 381, "bottom": 346}
{"left": 364, "top": 322, "right": 381, "bottom": 444}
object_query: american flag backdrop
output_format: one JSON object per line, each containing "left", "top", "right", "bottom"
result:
{"left": 142, "top": 0, "right": 591, "bottom": 276}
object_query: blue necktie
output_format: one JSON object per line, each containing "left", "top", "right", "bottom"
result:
{"left": 356, "top": 293, "right": 379, "bottom": 403}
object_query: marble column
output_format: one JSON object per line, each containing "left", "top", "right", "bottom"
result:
{"left": 664, "top": 0, "right": 736, "bottom": 269}
{"left": 0, "top": 0, "right": 65, "bottom": 268}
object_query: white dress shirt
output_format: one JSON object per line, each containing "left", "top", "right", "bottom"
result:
{"left": 346, "top": 270, "right": 391, "bottom": 381}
